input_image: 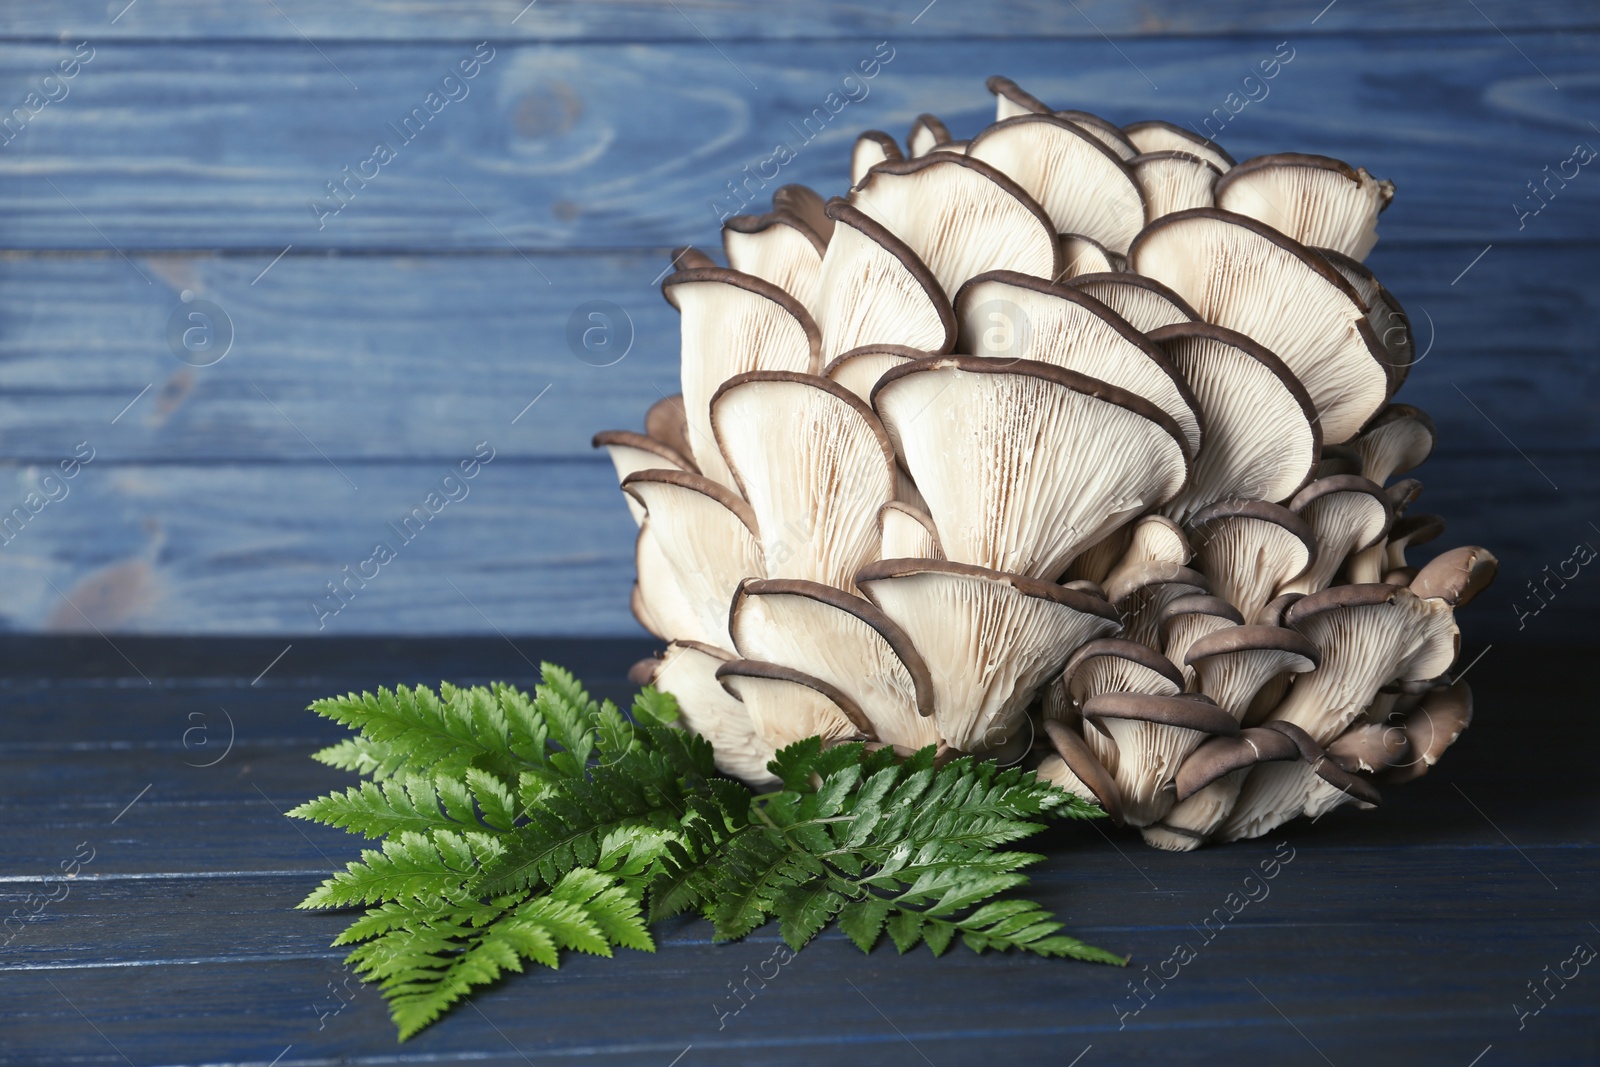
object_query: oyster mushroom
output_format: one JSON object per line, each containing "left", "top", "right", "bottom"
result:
{"left": 1068, "top": 272, "right": 1199, "bottom": 332}
{"left": 873, "top": 355, "right": 1190, "bottom": 580}
{"left": 1188, "top": 499, "right": 1317, "bottom": 622}
{"left": 1122, "top": 119, "right": 1235, "bottom": 172}
{"left": 1213, "top": 152, "right": 1394, "bottom": 260}
{"left": 1128, "top": 208, "right": 1389, "bottom": 443}
{"left": 1269, "top": 584, "right": 1459, "bottom": 745}
{"left": 1279, "top": 474, "right": 1393, "bottom": 596}
{"left": 1082, "top": 691, "right": 1238, "bottom": 826}
{"left": 1144, "top": 726, "right": 1300, "bottom": 851}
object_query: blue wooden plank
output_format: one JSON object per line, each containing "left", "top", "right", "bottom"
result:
{"left": 1, "top": 243, "right": 1596, "bottom": 462}
{"left": 0, "top": 35, "right": 1596, "bottom": 250}
{"left": 3, "top": 0, "right": 1594, "bottom": 41}
{"left": 0, "top": 641, "right": 1594, "bottom": 1066}
{"left": 0, "top": 452, "right": 1591, "bottom": 639}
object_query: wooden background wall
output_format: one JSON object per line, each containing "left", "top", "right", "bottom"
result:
{"left": 0, "top": 1, "right": 1596, "bottom": 643}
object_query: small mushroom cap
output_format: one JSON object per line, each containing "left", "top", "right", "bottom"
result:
{"left": 722, "top": 210, "right": 827, "bottom": 313}
{"left": 1175, "top": 727, "right": 1300, "bottom": 799}
{"left": 823, "top": 343, "right": 926, "bottom": 403}
{"left": 654, "top": 641, "right": 776, "bottom": 786}
{"left": 1059, "top": 636, "right": 1186, "bottom": 701}
{"left": 1158, "top": 594, "right": 1246, "bottom": 633}
{"left": 1281, "top": 474, "right": 1394, "bottom": 596}
{"left": 1387, "top": 513, "right": 1446, "bottom": 565}
{"left": 663, "top": 266, "right": 821, "bottom": 488}
{"left": 1122, "top": 119, "right": 1236, "bottom": 171}
{"left": 592, "top": 429, "right": 694, "bottom": 525}
{"left": 1129, "top": 150, "right": 1222, "bottom": 219}
{"left": 712, "top": 370, "right": 896, "bottom": 591}
{"left": 851, "top": 153, "right": 1060, "bottom": 297}
{"left": 1055, "top": 233, "right": 1124, "bottom": 280}
{"left": 878, "top": 500, "right": 943, "bottom": 561}
{"left": 1289, "top": 474, "right": 1394, "bottom": 552}
{"left": 1041, "top": 718, "right": 1125, "bottom": 825}
{"left": 851, "top": 130, "right": 903, "bottom": 187}
{"left": 1262, "top": 720, "right": 1382, "bottom": 805}
{"left": 1409, "top": 545, "right": 1498, "bottom": 607}
{"left": 1315, "top": 246, "right": 1416, "bottom": 394}
{"left": 716, "top": 658, "right": 873, "bottom": 748}
{"left": 965, "top": 113, "right": 1146, "bottom": 255}
{"left": 814, "top": 199, "right": 956, "bottom": 361}
{"left": 1255, "top": 591, "right": 1306, "bottom": 627}
{"left": 1317, "top": 443, "right": 1364, "bottom": 479}
{"left": 628, "top": 656, "right": 663, "bottom": 687}
{"left": 986, "top": 74, "right": 1052, "bottom": 120}
{"left": 1149, "top": 320, "right": 1321, "bottom": 521}
{"left": 1353, "top": 403, "right": 1438, "bottom": 485}
{"left": 1068, "top": 272, "right": 1200, "bottom": 333}
{"left": 1378, "top": 680, "right": 1473, "bottom": 784}
{"left": 643, "top": 394, "right": 698, "bottom": 472}
{"left": 772, "top": 184, "right": 834, "bottom": 243}
{"left": 1326, "top": 720, "right": 1411, "bottom": 775}
{"left": 907, "top": 113, "right": 954, "bottom": 157}
{"left": 1213, "top": 152, "right": 1394, "bottom": 259}
{"left": 1386, "top": 477, "right": 1424, "bottom": 515}
{"left": 1083, "top": 691, "right": 1239, "bottom": 736}
{"left": 1055, "top": 108, "right": 1139, "bottom": 160}
{"left": 1184, "top": 624, "right": 1321, "bottom": 671}
{"left": 1188, "top": 499, "right": 1318, "bottom": 621}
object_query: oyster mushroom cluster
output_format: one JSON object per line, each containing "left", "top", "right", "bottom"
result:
{"left": 594, "top": 75, "right": 1496, "bottom": 848}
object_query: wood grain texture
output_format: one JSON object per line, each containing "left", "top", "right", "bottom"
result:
{"left": 0, "top": 452, "right": 1591, "bottom": 640}
{"left": 0, "top": 36, "right": 1597, "bottom": 251}
{"left": 0, "top": 639, "right": 1594, "bottom": 1066}
{"left": 6, "top": 0, "right": 1596, "bottom": 41}
{"left": 1, "top": 243, "right": 1596, "bottom": 462}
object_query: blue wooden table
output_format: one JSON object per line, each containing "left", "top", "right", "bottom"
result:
{"left": 2, "top": 636, "right": 1595, "bottom": 1065}
{"left": 2, "top": 1, "right": 1599, "bottom": 1062}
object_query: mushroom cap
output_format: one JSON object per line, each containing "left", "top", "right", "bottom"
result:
{"left": 1386, "top": 477, "right": 1424, "bottom": 515}
{"left": 1059, "top": 636, "right": 1186, "bottom": 705}
{"left": 1186, "top": 624, "right": 1320, "bottom": 671}
{"left": 878, "top": 500, "right": 944, "bottom": 561}
{"left": 1326, "top": 720, "right": 1411, "bottom": 775}
{"left": 1353, "top": 403, "right": 1438, "bottom": 485}
{"left": 1084, "top": 691, "right": 1238, "bottom": 735}
{"left": 985, "top": 75, "right": 1052, "bottom": 120}
{"left": 728, "top": 576, "right": 939, "bottom": 752}
{"left": 623, "top": 470, "right": 765, "bottom": 648}
{"left": 851, "top": 130, "right": 903, "bottom": 187}
{"left": 1387, "top": 512, "right": 1446, "bottom": 569}
{"left": 1041, "top": 718, "right": 1125, "bottom": 825}
{"left": 1055, "top": 232, "right": 1125, "bottom": 280}
{"left": 772, "top": 184, "right": 834, "bottom": 243}
{"left": 653, "top": 641, "right": 777, "bottom": 786}
{"left": 1281, "top": 474, "right": 1394, "bottom": 596}
{"left": 907, "top": 113, "right": 954, "bottom": 157}
{"left": 1055, "top": 108, "right": 1140, "bottom": 160}
{"left": 663, "top": 266, "right": 822, "bottom": 488}
{"left": 716, "top": 658, "right": 872, "bottom": 750}
{"left": 850, "top": 153, "right": 1060, "bottom": 297}
{"left": 643, "top": 393, "right": 698, "bottom": 472}
{"left": 1262, "top": 719, "right": 1383, "bottom": 806}
{"left": 1409, "top": 545, "right": 1498, "bottom": 607}
{"left": 814, "top": 199, "right": 957, "bottom": 362}
{"left": 1378, "top": 679, "right": 1473, "bottom": 784}
{"left": 1273, "top": 583, "right": 1460, "bottom": 744}
{"left": 856, "top": 557, "right": 1120, "bottom": 753}
{"left": 1255, "top": 590, "right": 1306, "bottom": 627}
{"left": 953, "top": 271, "right": 1203, "bottom": 457}
{"left": 592, "top": 429, "right": 693, "bottom": 525}
{"left": 1316, "top": 247, "right": 1416, "bottom": 394}
{"left": 1127, "top": 208, "right": 1389, "bottom": 444}
{"left": 1129, "top": 150, "right": 1222, "bottom": 220}
{"left": 1175, "top": 726, "right": 1300, "bottom": 799}
{"left": 1213, "top": 152, "right": 1394, "bottom": 259}
{"left": 965, "top": 113, "right": 1146, "bottom": 255}
{"left": 1185, "top": 624, "right": 1321, "bottom": 721}
{"left": 1068, "top": 272, "right": 1200, "bottom": 333}
{"left": 722, "top": 210, "right": 827, "bottom": 314}
{"left": 1149, "top": 321, "right": 1321, "bottom": 521}
{"left": 1157, "top": 593, "right": 1246, "bottom": 655}
{"left": 872, "top": 355, "right": 1190, "bottom": 580}
{"left": 711, "top": 370, "right": 896, "bottom": 591}
{"left": 1122, "top": 119, "right": 1236, "bottom": 171}
{"left": 823, "top": 343, "right": 926, "bottom": 403}
{"left": 1188, "top": 498, "right": 1318, "bottom": 621}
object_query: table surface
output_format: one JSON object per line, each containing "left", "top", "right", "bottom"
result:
{"left": 1, "top": 635, "right": 1595, "bottom": 1066}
